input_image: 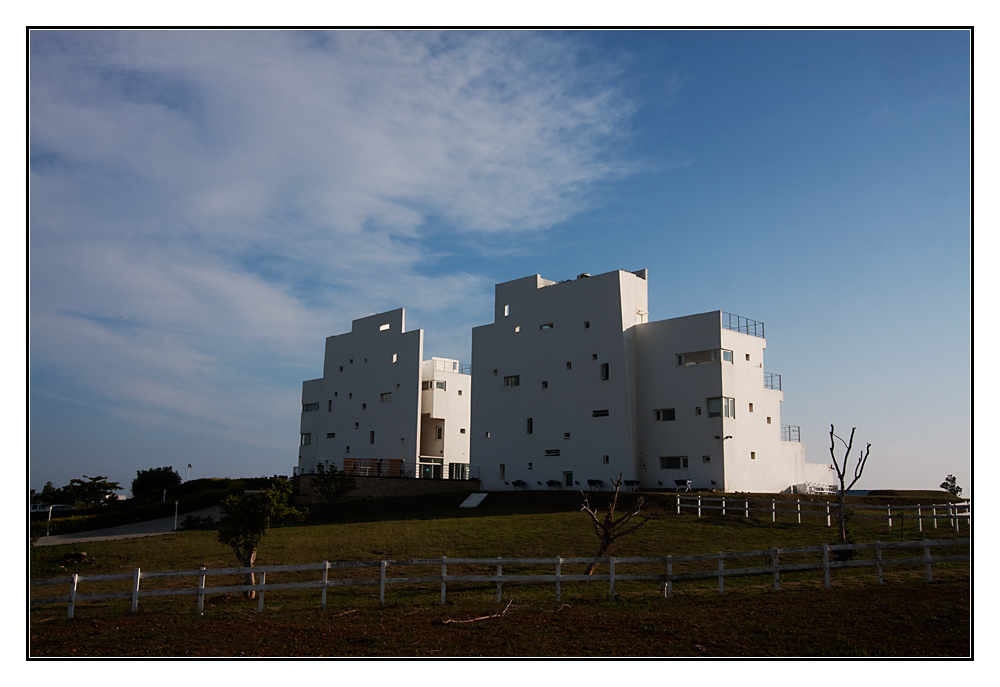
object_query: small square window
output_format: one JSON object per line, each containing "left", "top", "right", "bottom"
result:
{"left": 349, "top": 393, "right": 352, "bottom": 399}
{"left": 334, "top": 392, "right": 338, "bottom": 397}
{"left": 362, "top": 403, "right": 367, "bottom": 410}
{"left": 422, "top": 381, "right": 430, "bottom": 390}
{"left": 723, "top": 350, "right": 733, "bottom": 362}
{"left": 515, "top": 326, "right": 520, "bottom": 333}
{"left": 326, "top": 433, "right": 335, "bottom": 439}
{"left": 677, "top": 355, "right": 683, "bottom": 366}
{"left": 542, "top": 381, "right": 548, "bottom": 389}
{"left": 603, "top": 454, "right": 609, "bottom": 464}
{"left": 504, "top": 375, "right": 520, "bottom": 387}
{"left": 486, "top": 431, "right": 491, "bottom": 438}
{"left": 526, "top": 418, "right": 533, "bottom": 434}
{"left": 584, "top": 321, "right": 590, "bottom": 328}
{"left": 746, "top": 354, "right": 751, "bottom": 361}
{"left": 695, "top": 406, "right": 702, "bottom": 416}
{"left": 493, "top": 369, "right": 498, "bottom": 376}
{"left": 600, "top": 362, "right": 609, "bottom": 380}
{"left": 354, "top": 422, "right": 359, "bottom": 429}
{"left": 392, "top": 353, "right": 397, "bottom": 363}
{"left": 349, "top": 359, "right": 353, "bottom": 364}
{"left": 346, "top": 446, "right": 350, "bottom": 453}
{"left": 540, "top": 323, "right": 553, "bottom": 330}
{"left": 436, "top": 380, "right": 447, "bottom": 390}
{"left": 370, "top": 431, "right": 375, "bottom": 445}
{"left": 380, "top": 323, "right": 390, "bottom": 331}
{"left": 300, "top": 433, "right": 311, "bottom": 446}
{"left": 592, "top": 354, "right": 598, "bottom": 361}
{"left": 566, "top": 362, "right": 572, "bottom": 370}
{"left": 499, "top": 464, "right": 505, "bottom": 479}
{"left": 436, "top": 426, "right": 442, "bottom": 440}
{"left": 751, "top": 451, "right": 756, "bottom": 460}
{"left": 655, "top": 408, "right": 675, "bottom": 421}
{"left": 380, "top": 393, "right": 391, "bottom": 403}
{"left": 564, "top": 433, "right": 571, "bottom": 440}
{"left": 504, "top": 304, "right": 509, "bottom": 317}
{"left": 339, "top": 366, "right": 343, "bottom": 372}
{"left": 749, "top": 403, "right": 754, "bottom": 412}
{"left": 460, "top": 428, "right": 466, "bottom": 434}
{"left": 528, "top": 462, "right": 533, "bottom": 469}
{"left": 702, "top": 455, "right": 711, "bottom": 463}
{"left": 458, "top": 389, "right": 463, "bottom": 396}
{"left": 767, "top": 417, "right": 772, "bottom": 424}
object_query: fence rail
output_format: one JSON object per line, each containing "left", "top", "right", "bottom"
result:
{"left": 31, "top": 538, "right": 969, "bottom": 618}
{"left": 674, "top": 495, "right": 971, "bottom": 532}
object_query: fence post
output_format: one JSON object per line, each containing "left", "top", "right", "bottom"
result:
{"left": 887, "top": 505, "right": 892, "bottom": 531}
{"left": 555, "top": 557, "right": 562, "bottom": 603}
{"left": 917, "top": 505, "right": 923, "bottom": 533}
{"left": 772, "top": 499, "right": 776, "bottom": 523}
{"left": 954, "top": 506, "right": 960, "bottom": 533}
{"left": 440, "top": 556, "right": 447, "bottom": 606}
{"left": 380, "top": 561, "right": 387, "bottom": 605}
{"left": 745, "top": 498, "right": 749, "bottom": 518}
{"left": 257, "top": 572, "right": 266, "bottom": 613}
{"left": 698, "top": 495, "right": 702, "bottom": 517}
{"left": 797, "top": 500, "right": 801, "bottom": 524}
{"left": 924, "top": 542, "right": 933, "bottom": 582}
{"left": 131, "top": 567, "right": 141, "bottom": 613}
{"left": 722, "top": 496, "right": 726, "bottom": 516}
{"left": 497, "top": 557, "right": 503, "bottom": 603}
{"left": 321, "top": 561, "right": 329, "bottom": 609}
{"left": 826, "top": 502, "right": 831, "bottom": 528}
{"left": 718, "top": 552, "right": 725, "bottom": 595}
{"left": 822, "top": 544, "right": 830, "bottom": 589}
{"left": 609, "top": 557, "right": 616, "bottom": 602}
{"left": 676, "top": 495, "right": 681, "bottom": 515}
{"left": 665, "top": 555, "right": 673, "bottom": 598}
{"left": 67, "top": 573, "right": 78, "bottom": 619}
{"left": 772, "top": 548, "right": 780, "bottom": 592}
{"left": 933, "top": 506, "right": 938, "bottom": 529}
{"left": 197, "top": 566, "right": 206, "bottom": 614}
{"left": 875, "top": 542, "right": 883, "bottom": 585}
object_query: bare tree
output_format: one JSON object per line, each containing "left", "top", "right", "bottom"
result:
{"left": 829, "top": 425, "right": 871, "bottom": 545}
{"left": 580, "top": 474, "right": 658, "bottom": 575}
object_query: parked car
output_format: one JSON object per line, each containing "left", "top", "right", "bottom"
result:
{"left": 30, "top": 504, "right": 75, "bottom": 514}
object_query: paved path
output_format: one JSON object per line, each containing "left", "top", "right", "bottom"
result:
{"left": 34, "top": 506, "right": 222, "bottom": 547}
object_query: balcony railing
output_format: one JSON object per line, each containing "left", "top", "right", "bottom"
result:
{"left": 433, "top": 359, "right": 471, "bottom": 375}
{"left": 781, "top": 425, "right": 801, "bottom": 442}
{"left": 764, "top": 372, "right": 782, "bottom": 391}
{"left": 722, "top": 312, "right": 765, "bottom": 339}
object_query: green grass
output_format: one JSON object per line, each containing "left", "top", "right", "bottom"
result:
{"left": 29, "top": 489, "right": 970, "bottom": 657}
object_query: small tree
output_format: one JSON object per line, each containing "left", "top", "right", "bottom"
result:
{"left": 939, "top": 475, "right": 963, "bottom": 497}
{"left": 132, "top": 466, "right": 182, "bottom": 497}
{"left": 309, "top": 464, "right": 357, "bottom": 506}
{"left": 65, "top": 475, "right": 122, "bottom": 509}
{"left": 580, "top": 474, "right": 658, "bottom": 575}
{"left": 217, "top": 479, "right": 304, "bottom": 598}
{"left": 829, "top": 425, "right": 871, "bottom": 545}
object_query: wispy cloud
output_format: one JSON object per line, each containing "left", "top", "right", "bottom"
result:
{"left": 29, "top": 30, "right": 638, "bottom": 483}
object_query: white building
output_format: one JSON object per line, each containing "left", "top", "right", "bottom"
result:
{"left": 297, "top": 308, "right": 471, "bottom": 480}
{"left": 470, "top": 269, "right": 834, "bottom": 494}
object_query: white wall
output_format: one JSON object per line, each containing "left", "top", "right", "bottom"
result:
{"left": 298, "top": 308, "right": 423, "bottom": 476}
{"left": 420, "top": 358, "right": 472, "bottom": 470}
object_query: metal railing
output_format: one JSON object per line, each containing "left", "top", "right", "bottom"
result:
{"left": 721, "top": 312, "right": 764, "bottom": 338}
{"left": 432, "top": 359, "right": 471, "bottom": 375}
{"left": 764, "top": 372, "right": 782, "bottom": 390}
{"left": 781, "top": 425, "right": 800, "bottom": 442}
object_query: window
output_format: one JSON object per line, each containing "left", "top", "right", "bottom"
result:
{"left": 723, "top": 350, "right": 733, "bottom": 362}
{"left": 422, "top": 381, "right": 431, "bottom": 390}
{"left": 493, "top": 369, "right": 498, "bottom": 376}
{"left": 566, "top": 362, "right": 572, "bottom": 370}
{"left": 300, "top": 433, "right": 312, "bottom": 446}
{"left": 660, "top": 456, "right": 689, "bottom": 469}
{"left": 592, "top": 409, "right": 609, "bottom": 417}
{"left": 528, "top": 462, "right": 533, "bottom": 470}
{"left": 328, "top": 400, "right": 332, "bottom": 412}
{"left": 564, "top": 433, "right": 571, "bottom": 440}
{"left": 504, "top": 375, "right": 520, "bottom": 387}
{"left": 600, "top": 363, "right": 609, "bottom": 380}
{"left": 749, "top": 402, "right": 754, "bottom": 413}
{"left": 515, "top": 326, "right": 520, "bottom": 333}
{"left": 362, "top": 403, "right": 367, "bottom": 410}
{"left": 485, "top": 431, "right": 491, "bottom": 438}
{"left": 346, "top": 446, "right": 350, "bottom": 453}
{"left": 540, "top": 323, "right": 553, "bottom": 330}
{"left": 504, "top": 304, "right": 509, "bottom": 317}
{"left": 695, "top": 406, "right": 702, "bottom": 416}
{"left": 436, "top": 426, "right": 443, "bottom": 440}
{"left": 603, "top": 454, "right": 610, "bottom": 464}
{"left": 354, "top": 422, "right": 359, "bottom": 429}
{"left": 702, "top": 455, "right": 711, "bottom": 463}
{"left": 677, "top": 355, "right": 683, "bottom": 366}
{"left": 458, "top": 389, "right": 463, "bottom": 396}
{"left": 379, "top": 323, "right": 390, "bottom": 331}
{"left": 680, "top": 349, "right": 733, "bottom": 366}
{"left": 349, "top": 393, "right": 352, "bottom": 399}
{"left": 542, "top": 381, "right": 548, "bottom": 389}
{"left": 545, "top": 449, "right": 561, "bottom": 456}
{"left": 750, "top": 451, "right": 756, "bottom": 460}
{"left": 526, "top": 418, "right": 533, "bottom": 434}
{"left": 380, "top": 393, "right": 391, "bottom": 403}
{"left": 326, "top": 433, "right": 335, "bottom": 439}
{"left": 370, "top": 431, "right": 375, "bottom": 445}
{"left": 339, "top": 366, "right": 343, "bottom": 372}
{"left": 303, "top": 402, "right": 319, "bottom": 412}
{"left": 584, "top": 321, "right": 590, "bottom": 328}
{"left": 767, "top": 417, "right": 772, "bottom": 424}
{"left": 334, "top": 392, "right": 338, "bottom": 397}
{"left": 435, "top": 381, "right": 446, "bottom": 390}
{"left": 592, "top": 354, "right": 598, "bottom": 361}
{"left": 499, "top": 464, "right": 506, "bottom": 480}
{"left": 460, "top": 428, "right": 466, "bottom": 434}
{"left": 708, "top": 397, "right": 736, "bottom": 418}
{"left": 392, "top": 353, "right": 397, "bottom": 363}
{"left": 654, "top": 408, "right": 675, "bottom": 421}
{"left": 349, "top": 359, "right": 353, "bottom": 364}
{"left": 746, "top": 354, "right": 751, "bottom": 361}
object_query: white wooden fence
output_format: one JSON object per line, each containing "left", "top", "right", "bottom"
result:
{"left": 31, "top": 538, "right": 969, "bottom": 618}
{"left": 675, "top": 496, "right": 972, "bottom": 532}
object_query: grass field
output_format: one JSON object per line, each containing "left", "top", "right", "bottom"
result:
{"left": 29, "top": 489, "right": 971, "bottom": 657}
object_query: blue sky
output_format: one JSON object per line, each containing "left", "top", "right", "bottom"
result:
{"left": 28, "top": 30, "right": 970, "bottom": 497}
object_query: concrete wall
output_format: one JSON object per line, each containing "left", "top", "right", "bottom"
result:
{"left": 419, "top": 357, "right": 472, "bottom": 472}
{"left": 297, "top": 474, "right": 480, "bottom": 504}
{"left": 298, "top": 309, "right": 423, "bottom": 476}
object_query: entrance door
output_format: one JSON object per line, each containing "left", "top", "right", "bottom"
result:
{"left": 563, "top": 471, "right": 573, "bottom": 489}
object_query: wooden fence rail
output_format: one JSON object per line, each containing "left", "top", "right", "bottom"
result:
{"left": 31, "top": 538, "right": 969, "bottom": 618}
{"left": 674, "top": 496, "right": 971, "bottom": 532}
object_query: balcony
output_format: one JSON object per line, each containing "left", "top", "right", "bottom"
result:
{"left": 722, "top": 312, "right": 764, "bottom": 338}
{"left": 764, "top": 372, "right": 782, "bottom": 391}
{"left": 781, "top": 425, "right": 801, "bottom": 442}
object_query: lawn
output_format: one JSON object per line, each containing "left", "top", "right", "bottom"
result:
{"left": 29, "top": 489, "right": 971, "bottom": 657}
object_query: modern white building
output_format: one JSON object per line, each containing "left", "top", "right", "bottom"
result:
{"left": 297, "top": 308, "right": 471, "bottom": 480}
{"left": 470, "top": 269, "right": 834, "bottom": 494}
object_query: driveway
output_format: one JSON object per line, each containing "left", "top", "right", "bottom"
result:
{"left": 34, "top": 506, "right": 222, "bottom": 547}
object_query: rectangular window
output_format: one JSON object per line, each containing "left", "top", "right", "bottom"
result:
{"left": 528, "top": 462, "right": 533, "bottom": 470}
{"left": 303, "top": 402, "right": 319, "bottom": 412}
{"left": 458, "top": 389, "right": 463, "bottom": 396}
{"left": 486, "top": 431, "right": 491, "bottom": 438}
{"left": 600, "top": 362, "right": 609, "bottom": 380}
{"left": 695, "top": 406, "right": 702, "bottom": 416}
{"left": 370, "top": 431, "right": 375, "bottom": 445}
{"left": 380, "top": 392, "right": 392, "bottom": 403}
{"left": 584, "top": 321, "right": 590, "bottom": 328}
{"left": 545, "top": 449, "right": 561, "bottom": 457}
{"left": 515, "top": 326, "right": 520, "bottom": 332}
{"left": 564, "top": 433, "right": 571, "bottom": 440}
{"left": 680, "top": 349, "right": 733, "bottom": 366}
{"left": 708, "top": 397, "right": 736, "bottom": 418}
{"left": 460, "top": 428, "right": 466, "bottom": 434}
{"left": 328, "top": 400, "right": 332, "bottom": 412}
{"left": 354, "top": 422, "right": 359, "bottom": 429}
{"left": 339, "top": 366, "right": 343, "bottom": 372}
{"left": 346, "top": 446, "right": 350, "bottom": 453}
{"left": 677, "top": 355, "right": 683, "bottom": 366}
{"left": 603, "top": 454, "right": 610, "bottom": 464}
{"left": 723, "top": 350, "right": 733, "bottom": 362}
{"left": 392, "top": 353, "right": 397, "bottom": 363}
{"left": 493, "top": 369, "right": 498, "bottom": 376}
{"left": 504, "top": 304, "right": 509, "bottom": 317}
{"left": 362, "top": 403, "right": 367, "bottom": 410}
{"left": 422, "top": 381, "right": 431, "bottom": 390}
{"left": 542, "top": 381, "right": 548, "bottom": 389}
{"left": 767, "top": 417, "right": 772, "bottom": 424}
{"left": 566, "top": 362, "right": 572, "bottom": 370}
{"left": 592, "top": 354, "right": 598, "bottom": 361}
{"left": 749, "top": 402, "right": 754, "bottom": 413}
{"left": 702, "top": 455, "right": 711, "bottom": 463}
{"left": 660, "top": 456, "right": 689, "bottom": 469}
{"left": 746, "top": 353, "right": 751, "bottom": 361}
{"left": 326, "top": 433, "right": 335, "bottom": 439}
{"left": 526, "top": 418, "right": 533, "bottom": 434}
{"left": 499, "top": 464, "right": 505, "bottom": 480}
{"left": 300, "top": 433, "right": 312, "bottom": 446}
{"left": 592, "top": 409, "right": 609, "bottom": 417}
{"left": 379, "top": 323, "right": 390, "bottom": 331}
{"left": 751, "top": 451, "right": 756, "bottom": 460}
{"left": 504, "top": 375, "right": 520, "bottom": 387}
{"left": 540, "top": 323, "right": 553, "bottom": 330}
{"left": 435, "top": 381, "right": 446, "bottom": 390}
{"left": 654, "top": 408, "right": 675, "bottom": 421}
{"left": 436, "top": 426, "right": 443, "bottom": 440}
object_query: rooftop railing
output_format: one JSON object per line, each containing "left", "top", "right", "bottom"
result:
{"left": 764, "top": 372, "right": 782, "bottom": 391}
{"left": 722, "top": 312, "right": 765, "bottom": 338}
{"left": 781, "top": 425, "right": 801, "bottom": 442}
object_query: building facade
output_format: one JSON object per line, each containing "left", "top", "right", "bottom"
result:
{"left": 470, "top": 269, "right": 833, "bottom": 494}
{"left": 296, "top": 308, "right": 471, "bottom": 480}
